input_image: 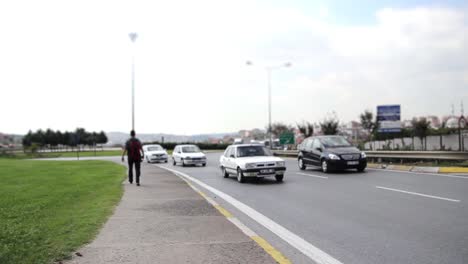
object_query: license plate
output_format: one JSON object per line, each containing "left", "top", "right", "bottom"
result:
{"left": 260, "top": 169, "right": 275, "bottom": 174}
{"left": 347, "top": 161, "right": 359, "bottom": 165}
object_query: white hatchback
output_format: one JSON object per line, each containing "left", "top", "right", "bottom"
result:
{"left": 172, "top": 145, "right": 207, "bottom": 167}
{"left": 219, "top": 144, "right": 286, "bottom": 183}
{"left": 143, "top": 144, "right": 168, "bottom": 163}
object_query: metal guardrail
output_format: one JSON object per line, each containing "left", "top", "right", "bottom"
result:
{"left": 273, "top": 150, "right": 468, "bottom": 161}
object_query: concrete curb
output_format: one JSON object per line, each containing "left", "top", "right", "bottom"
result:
{"left": 180, "top": 177, "right": 292, "bottom": 264}
{"left": 439, "top": 167, "right": 468, "bottom": 173}
{"left": 368, "top": 163, "right": 468, "bottom": 174}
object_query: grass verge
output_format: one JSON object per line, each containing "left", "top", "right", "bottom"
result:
{"left": 2, "top": 149, "right": 181, "bottom": 159}
{"left": 1, "top": 150, "right": 122, "bottom": 159}
{"left": 0, "top": 159, "right": 126, "bottom": 264}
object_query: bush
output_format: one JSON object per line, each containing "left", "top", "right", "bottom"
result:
{"left": 144, "top": 142, "right": 230, "bottom": 150}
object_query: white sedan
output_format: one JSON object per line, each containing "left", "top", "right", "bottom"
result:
{"left": 219, "top": 144, "right": 286, "bottom": 183}
{"left": 143, "top": 144, "right": 168, "bottom": 163}
{"left": 172, "top": 144, "right": 207, "bottom": 167}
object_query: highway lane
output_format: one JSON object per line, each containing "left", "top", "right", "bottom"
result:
{"left": 155, "top": 152, "right": 468, "bottom": 264}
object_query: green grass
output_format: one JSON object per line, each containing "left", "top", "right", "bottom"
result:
{"left": 1, "top": 150, "right": 123, "bottom": 159}
{"left": 2, "top": 149, "right": 180, "bottom": 159}
{"left": 0, "top": 159, "right": 126, "bottom": 264}
{"left": 54, "top": 150, "right": 122, "bottom": 158}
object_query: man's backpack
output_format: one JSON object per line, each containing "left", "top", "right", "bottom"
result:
{"left": 128, "top": 138, "right": 142, "bottom": 161}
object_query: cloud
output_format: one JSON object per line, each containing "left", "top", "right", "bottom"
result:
{"left": 0, "top": 1, "right": 466, "bottom": 134}
{"left": 281, "top": 6, "right": 468, "bottom": 123}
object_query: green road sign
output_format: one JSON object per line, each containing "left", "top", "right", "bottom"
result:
{"left": 279, "top": 132, "right": 295, "bottom": 145}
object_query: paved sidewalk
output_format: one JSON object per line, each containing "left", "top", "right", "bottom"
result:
{"left": 66, "top": 164, "right": 275, "bottom": 264}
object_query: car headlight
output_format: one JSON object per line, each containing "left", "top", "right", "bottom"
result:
{"left": 245, "top": 163, "right": 256, "bottom": 169}
{"left": 328, "top": 154, "right": 340, "bottom": 160}
{"left": 276, "top": 161, "right": 285, "bottom": 167}
{"left": 361, "top": 152, "right": 367, "bottom": 158}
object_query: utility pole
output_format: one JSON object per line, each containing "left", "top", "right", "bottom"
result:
{"left": 129, "top": 32, "right": 138, "bottom": 131}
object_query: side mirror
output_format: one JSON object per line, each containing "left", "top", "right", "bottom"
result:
{"left": 316, "top": 147, "right": 322, "bottom": 152}
{"left": 230, "top": 154, "right": 235, "bottom": 158}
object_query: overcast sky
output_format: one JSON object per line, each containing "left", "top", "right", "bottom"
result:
{"left": 1, "top": 0, "right": 467, "bottom": 135}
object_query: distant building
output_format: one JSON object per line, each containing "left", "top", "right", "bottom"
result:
{"left": 425, "top": 116, "right": 441, "bottom": 129}
{"left": 402, "top": 120, "right": 413, "bottom": 128}
{"left": 445, "top": 116, "right": 459, "bottom": 128}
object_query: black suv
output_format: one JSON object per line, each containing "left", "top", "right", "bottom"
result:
{"left": 298, "top": 135, "right": 367, "bottom": 173}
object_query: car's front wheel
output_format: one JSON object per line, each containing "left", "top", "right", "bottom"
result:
{"left": 182, "top": 159, "right": 186, "bottom": 167}
{"left": 237, "top": 168, "right": 245, "bottom": 183}
{"left": 221, "top": 166, "right": 229, "bottom": 178}
{"left": 202, "top": 163, "right": 206, "bottom": 167}
{"left": 172, "top": 159, "right": 176, "bottom": 166}
{"left": 321, "top": 160, "right": 329, "bottom": 173}
{"left": 275, "top": 174, "right": 284, "bottom": 182}
{"left": 298, "top": 158, "right": 306, "bottom": 170}
{"left": 357, "top": 165, "right": 366, "bottom": 172}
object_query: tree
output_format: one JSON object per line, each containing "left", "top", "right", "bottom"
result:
{"left": 62, "top": 131, "right": 70, "bottom": 146}
{"left": 45, "top": 129, "right": 59, "bottom": 147}
{"left": 31, "top": 129, "right": 45, "bottom": 147}
{"left": 268, "top": 122, "right": 294, "bottom": 137}
{"left": 56, "top": 131, "right": 63, "bottom": 147}
{"left": 320, "top": 118, "right": 339, "bottom": 135}
{"left": 22, "top": 130, "right": 33, "bottom": 147}
{"left": 360, "top": 110, "right": 378, "bottom": 149}
{"left": 411, "top": 118, "right": 430, "bottom": 150}
{"left": 75, "top": 128, "right": 88, "bottom": 145}
{"left": 360, "top": 110, "right": 378, "bottom": 138}
{"left": 97, "top": 131, "right": 108, "bottom": 145}
{"left": 297, "top": 121, "right": 314, "bottom": 137}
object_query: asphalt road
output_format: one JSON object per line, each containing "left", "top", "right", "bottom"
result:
{"left": 155, "top": 152, "right": 468, "bottom": 264}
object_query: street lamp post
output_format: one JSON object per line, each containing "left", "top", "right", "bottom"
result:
{"left": 247, "top": 61, "right": 291, "bottom": 149}
{"left": 129, "top": 32, "right": 138, "bottom": 131}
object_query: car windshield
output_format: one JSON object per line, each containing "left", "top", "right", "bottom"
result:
{"left": 320, "top": 136, "right": 352, "bottom": 148}
{"left": 237, "top": 146, "right": 272, "bottom": 157}
{"left": 147, "top": 146, "right": 162, "bottom": 151}
{"left": 182, "top": 146, "right": 201, "bottom": 153}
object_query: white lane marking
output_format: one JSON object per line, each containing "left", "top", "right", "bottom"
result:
{"left": 158, "top": 165, "right": 343, "bottom": 264}
{"left": 228, "top": 217, "right": 258, "bottom": 237}
{"left": 296, "top": 172, "right": 328, "bottom": 179}
{"left": 376, "top": 186, "right": 460, "bottom": 203}
{"left": 367, "top": 168, "right": 468, "bottom": 179}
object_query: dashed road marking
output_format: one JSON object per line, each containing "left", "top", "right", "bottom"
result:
{"left": 296, "top": 172, "right": 328, "bottom": 179}
{"left": 368, "top": 168, "right": 468, "bottom": 179}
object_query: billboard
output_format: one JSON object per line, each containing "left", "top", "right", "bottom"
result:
{"left": 377, "top": 105, "right": 401, "bottom": 133}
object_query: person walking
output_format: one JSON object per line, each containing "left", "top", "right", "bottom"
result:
{"left": 121, "top": 130, "right": 144, "bottom": 186}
